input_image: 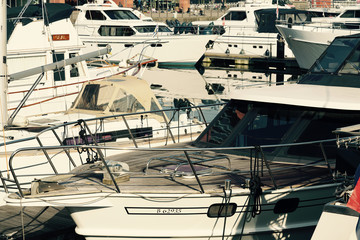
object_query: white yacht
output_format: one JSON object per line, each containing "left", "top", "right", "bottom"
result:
{"left": 6, "top": 34, "right": 360, "bottom": 240}
{"left": 192, "top": 0, "right": 303, "bottom": 58}
{"left": 276, "top": 6, "right": 360, "bottom": 69}
{"left": 0, "top": 75, "right": 216, "bottom": 239}
{"left": 72, "top": 0, "right": 218, "bottom": 68}
{"left": 6, "top": 3, "right": 131, "bottom": 118}
{"left": 0, "top": 5, "right": 214, "bottom": 237}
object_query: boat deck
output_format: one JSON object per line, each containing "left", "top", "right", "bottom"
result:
{"left": 10, "top": 143, "right": 336, "bottom": 198}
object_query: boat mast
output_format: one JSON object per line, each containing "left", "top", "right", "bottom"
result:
{"left": 0, "top": 0, "right": 8, "bottom": 129}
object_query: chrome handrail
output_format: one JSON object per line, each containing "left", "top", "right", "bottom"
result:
{"left": 6, "top": 137, "right": 338, "bottom": 198}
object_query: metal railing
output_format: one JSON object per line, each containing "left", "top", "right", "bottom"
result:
{"left": 0, "top": 103, "right": 223, "bottom": 191}
{"left": 3, "top": 135, "right": 339, "bottom": 198}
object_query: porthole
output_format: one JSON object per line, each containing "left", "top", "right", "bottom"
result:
{"left": 273, "top": 198, "right": 299, "bottom": 214}
{"left": 207, "top": 203, "right": 237, "bottom": 218}
{"left": 151, "top": 43, "right": 163, "bottom": 47}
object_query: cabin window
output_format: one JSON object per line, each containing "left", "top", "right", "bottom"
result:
{"left": 273, "top": 198, "right": 299, "bottom": 214}
{"left": 207, "top": 203, "right": 237, "bottom": 218}
{"left": 340, "top": 10, "right": 355, "bottom": 18}
{"left": 224, "top": 11, "right": 246, "bottom": 21}
{"left": 69, "top": 53, "right": 79, "bottom": 78}
{"left": 134, "top": 25, "right": 172, "bottom": 33}
{"left": 98, "top": 26, "right": 135, "bottom": 36}
{"left": 104, "top": 10, "right": 139, "bottom": 20}
{"left": 199, "top": 101, "right": 249, "bottom": 145}
{"left": 76, "top": 84, "right": 115, "bottom": 111}
{"left": 110, "top": 90, "right": 145, "bottom": 113}
{"left": 85, "top": 10, "right": 106, "bottom": 20}
{"left": 53, "top": 53, "right": 65, "bottom": 81}
{"left": 198, "top": 101, "right": 302, "bottom": 148}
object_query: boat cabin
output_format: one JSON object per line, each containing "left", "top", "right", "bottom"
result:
{"left": 194, "top": 34, "right": 360, "bottom": 169}
{"left": 311, "top": 6, "right": 360, "bottom": 29}
{"left": 73, "top": 3, "right": 172, "bottom": 36}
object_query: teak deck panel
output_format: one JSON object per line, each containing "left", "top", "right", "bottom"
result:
{"left": 15, "top": 143, "right": 335, "bottom": 198}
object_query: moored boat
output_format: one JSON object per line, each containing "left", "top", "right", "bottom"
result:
{"left": 276, "top": 6, "right": 360, "bottom": 69}
{"left": 6, "top": 34, "right": 360, "bottom": 240}
{"left": 72, "top": 0, "right": 218, "bottom": 68}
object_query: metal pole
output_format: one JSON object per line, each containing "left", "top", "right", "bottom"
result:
{"left": 0, "top": 0, "right": 8, "bottom": 129}
{"left": 81, "top": 120, "right": 121, "bottom": 193}
{"left": 184, "top": 151, "right": 204, "bottom": 193}
{"left": 122, "top": 115, "right": 138, "bottom": 148}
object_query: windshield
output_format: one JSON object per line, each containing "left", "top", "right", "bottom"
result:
{"left": 109, "top": 90, "right": 145, "bottom": 113}
{"left": 195, "top": 100, "right": 360, "bottom": 159}
{"left": 76, "top": 84, "right": 115, "bottom": 111}
{"left": 311, "top": 38, "right": 359, "bottom": 73}
{"left": 104, "top": 10, "right": 139, "bottom": 20}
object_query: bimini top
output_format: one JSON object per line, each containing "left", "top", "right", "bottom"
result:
{"left": 229, "top": 34, "right": 360, "bottom": 111}
{"left": 68, "top": 75, "right": 163, "bottom": 116}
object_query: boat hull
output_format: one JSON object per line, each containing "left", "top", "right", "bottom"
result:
{"left": 207, "top": 32, "right": 294, "bottom": 58}
{"left": 65, "top": 183, "right": 337, "bottom": 240}
{"left": 276, "top": 24, "right": 360, "bottom": 69}
{"left": 79, "top": 34, "right": 215, "bottom": 68}
{"left": 311, "top": 201, "right": 359, "bottom": 240}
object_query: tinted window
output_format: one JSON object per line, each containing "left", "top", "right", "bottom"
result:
{"left": 340, "top": 10, "right": 354, "bottom": 18}
{"left": 223, "top": 11, "right": 246, "bottom": 21}
{"left": 196, "top": 100, "right": 360, "bottom": 160}
{"left": 53, "top": 53, "right": 65, "bottom": 81}
{"left": 104, "top": 10, "right": 139, "bottom": 20}
{"left": 69, "top": 53, "right": 79, "bottom": 78}
{"left": 312, "top": 38, "right": 358, "bottom": 73}
{"left": 98, "top": 26, "right": 135, "bottom": 36}
{"left": 231, "top": 11, "right": 246, "bottom": 20}
{"left": 85, "top": 10, "right": 106, "bottom": 20}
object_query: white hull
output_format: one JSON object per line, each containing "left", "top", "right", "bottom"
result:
{"left": 80, "top": 34, "right": 214, "bottom": 67}
{"left": 276, "top": 24, "right": 360, "bottom": 69}
{"left": 311, "top": 201, "right": 359, "bottom": 240}
{"left": 7, "top": 183, "right": 338, "bottom": 239}
{"left": 207, "top": 31, "right": 294, "bottom": 58}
